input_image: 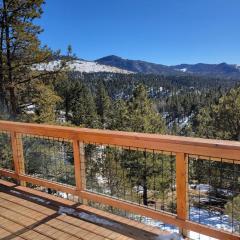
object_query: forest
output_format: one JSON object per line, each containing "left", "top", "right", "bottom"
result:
{"left": 0, "top": 0, "right": 239, "bottom": 234}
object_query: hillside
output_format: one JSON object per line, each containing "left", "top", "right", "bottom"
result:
{"left": 96, "top": 55, "right": 240, "bottom": 79}
{"left": 33, "top": 59, "right": 132, "bottom": 74}
{"left": 96, "top": 55, "right": 180, "bottom": 75}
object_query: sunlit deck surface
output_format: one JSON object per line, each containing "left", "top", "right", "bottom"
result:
{"left": 0, "top": 180, "right": 167, "bottom": 240}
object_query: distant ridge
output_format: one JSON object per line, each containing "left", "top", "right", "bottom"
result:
{"left": 96, "top": 55, "right": 179, "bottom": 75}
{"left": 96, "top": 55, "right": 240, "bottom": 79}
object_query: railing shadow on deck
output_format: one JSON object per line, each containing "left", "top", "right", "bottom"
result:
{"left": 0, "top": 181, "right": 164, "bottom": 240}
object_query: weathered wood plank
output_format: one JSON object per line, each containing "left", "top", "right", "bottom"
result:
{"left": 18, "top": 174, "right": 77, "bottom": 195}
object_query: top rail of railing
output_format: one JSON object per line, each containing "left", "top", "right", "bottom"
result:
{"left": 1, "top": 120, "right": 240, "bottom": 160}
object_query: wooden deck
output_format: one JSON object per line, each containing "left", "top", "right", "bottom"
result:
{"left": 0, "top": 180, "right": 167, "bottom": 240}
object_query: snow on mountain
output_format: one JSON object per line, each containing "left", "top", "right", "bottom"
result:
{"left": 175, "top": 68, "right": 188, "bottom": 73}
{"left": 234, "top": 64, "right": 240, "bottom": 71}
{"left": 33, "top": 60, "right": 132, "bottom": 74}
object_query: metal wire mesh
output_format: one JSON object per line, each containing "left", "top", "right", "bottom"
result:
{"left": 188, "top": 156, "right": 240, "bottom": 235}
{"left": 21, "top": 134, "right": 75, "bottom": 186}
{"left": 87, "top": 200, "right": 180, "bottom": 234}
{"left": 84, "top": 143, "right": 176, "bottom": 215}
{"left": 0, "top": 131, "right": 14, "bottom": 171}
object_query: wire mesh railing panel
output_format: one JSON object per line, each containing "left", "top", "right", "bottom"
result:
{"left": 188, "top": 156, "right": 240, "bottom": 235}
{"left": 21, "top": 134, "right": 75, "bottom": 186}
{"left": 0, "top": 131, "right": 14, "bottom": 171}
{"left": 87, "top": 201, "right": 180, "bottom": 234}
{"left": 84, "top": 143, "right": 176, "bottom": 215}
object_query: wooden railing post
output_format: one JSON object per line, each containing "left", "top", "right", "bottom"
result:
{"left": 79, "top": 142, "right": 86, "bottom": 192}
{"left": 11, "top": 132, "right": 26, "bottom": 186}
{"left": 176, "top": 152, "right": 188, "bottom": 237}
{"left": 73, "top": 140, "right": 86, "bottom": 203}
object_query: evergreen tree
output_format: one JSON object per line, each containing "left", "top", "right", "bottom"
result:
{"left": 112, "top": 84, "right": 167, "bottom": 206}
{"left": 0, "top": 0, "right": 62, "bottom": 118}
{"left": 225, "top": 195, "right": 240, "bottom": 232}
{"left": 111, "top": 99, "right": 130, "bottom": 131}
{"left": 55, "top": 73, "right": 75, "bottom": 122}
{"left": 71, "top": 81, "right": 99, "bottom": 128}
{"left": 32, "top": 83, "right": 62, "bottom": 123}
{"left": 128, "top": 84, "right": 166, "bottom": 133}
{"left": 95, "top": 81, "right": 112, "bottom": 129}
{"left": 195, "top": 87, "right": 240, "bottom": 140}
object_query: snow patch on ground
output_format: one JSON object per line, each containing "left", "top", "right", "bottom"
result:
{"left": 190, "top": 207, "right": 238, "bottom": 233}
{"left": 58, "top": 206, "right": 118, "bottom": 227}
{"left": 29, "top": 195, "right": 50, "bottom": 204}
{"left": 58, "top": 206, "right": 184, "bottom": 240}
{"left": 155, "top": 233, "right": 182, "bottom": 240}
{"left": 195, "top": 184, "right": 212, "bottom": 193}
{"left": 10, "top": 190, "right": 51, "bottom": 204}
{"left": 189, "top": 231, "right": 217, "bottom": 240}
{"left": 139, "top": 206, "right": 238, "bottom": 240}
{"left": 10, "top": 190, "right": 22, "bottom": 195}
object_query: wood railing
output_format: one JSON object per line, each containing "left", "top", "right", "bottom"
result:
{"left": 0, "top": 120, "right": 239, "bottom": 240}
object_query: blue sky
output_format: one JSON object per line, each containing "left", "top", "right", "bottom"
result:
{"left": 38, "top": 0, "right": 240, "bottom": 65}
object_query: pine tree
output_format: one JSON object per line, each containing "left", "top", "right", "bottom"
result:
{"left": 192, "top": 87, "right": 240, "bottom": 215}
{"left": 0, "top": 5, "right": 4, "bottom": 112}
{"left": 71, "top": 81, "right": 99, "bottom": 128}
{"left": 95, "top": 81, "right": 112, "bottom": 129}
{"left": 32, "top": 83, "right": 62, "bottom": 123}
{"left": 128, "top": 84, "right": 166, "bottom": 133}
{"left": 111, "top": 99, "right": 130, "bottom": 131}
{"left": 0, "top": 0, "right": 62, "bottom": 118}
{"left": 55, "top": 73, "right": 75, "bottom": 122}
{"left": 111, "top": 84, "right": 166, "bottom": 206}
{"left": 195, "top": 87, "right": 240, "bottom": 140}
{"left": 225, "top": 195, "right": 240, "bottom": 231}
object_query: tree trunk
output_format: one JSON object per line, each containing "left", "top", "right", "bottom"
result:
{"left": 9, "top": 86, "right": 17, "bottom": 118}
{"left": 0, "top": 9, "right": 5, "bottom": 111}
{"left": 142, "top": 173, "right": 148, "bottom": 206}
{"left": 3, "top": 0, "right": 17, "bottom": 117}
{"left": 65, "top": 95, "right": 70, "bottom": 121}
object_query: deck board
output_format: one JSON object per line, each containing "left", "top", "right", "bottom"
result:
{"left": 0, "top": 181, "right": 168, "bottom": 240}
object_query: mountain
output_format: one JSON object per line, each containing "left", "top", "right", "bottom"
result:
{"left": 173, "top": 63, "right": 240, "bottom": 79}
{"left": 96, "top": 55, "right": 179, "bottom": 75}
{"left": 96, "top": 55, "right": 240, "bottom": 79}
{"left": 34, "top": 55, "right": 240, "bottom": 79}
{"left": 33, "top": 59, "right": 132, "bottom": 74}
